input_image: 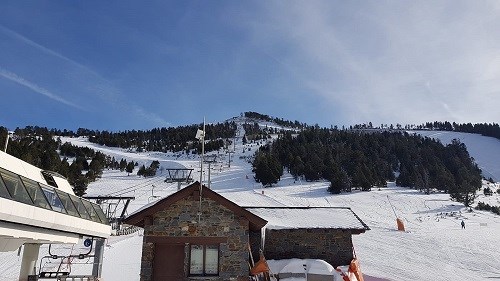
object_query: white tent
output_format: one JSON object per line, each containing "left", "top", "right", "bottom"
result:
{"left": 267, "top": 258, "right": 344, "bottom": 281}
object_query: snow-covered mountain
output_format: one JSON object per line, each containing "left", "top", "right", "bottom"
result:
{"left": 1, "top": 118, "right": 500, "bottom": 281}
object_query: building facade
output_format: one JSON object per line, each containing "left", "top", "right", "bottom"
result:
{"left": 246, "top": 207, "right": 370, "bottom": 267}
{"left": 124, "top": 182, "right": 266, "bottom": 281}
{"left": 125, "top": 183, "right": 370, "bottom": 280}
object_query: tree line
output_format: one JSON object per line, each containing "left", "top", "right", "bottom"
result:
{"left": 419, "top": 121, "right": 500, "bottom": 140}
{"left": 0, "top": 126, "right": 138, "bottom": 196}
{"left": 6, "top": 122, "right": 237, "bottom": 154}
{"left": 252, "top": 128, "right": 482, "bottom": 207}
{"left": 86, "top": 122, "right": 236, "bottom": 153}
{"left": 244, "top": 111, "right": 306, "bottom": 129}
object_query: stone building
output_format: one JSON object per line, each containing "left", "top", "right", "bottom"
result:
{"left": 246, "top": 207, "right": 370, "bottom": 267}
{"left": 123, "top": 182, "right": 267, "bottom": 281}
{"left": 124, "top": 182, "right": 369, "bottom": 280}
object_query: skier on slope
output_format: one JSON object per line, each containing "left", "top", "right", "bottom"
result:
{"left": 461, "top": 220, "right": 465, "bottom": 229}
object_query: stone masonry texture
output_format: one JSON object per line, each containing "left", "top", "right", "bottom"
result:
{"left": 263, "top": 228, "right": 354, "bottom": 267}
{"left": 140, "top": 194, "right": 250, "bottom": 281}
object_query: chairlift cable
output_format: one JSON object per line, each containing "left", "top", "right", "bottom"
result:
{"left": 103, "top": 176, "right": 164, "bottom": 197}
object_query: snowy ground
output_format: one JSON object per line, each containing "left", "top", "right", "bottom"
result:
{"left": 2, "top": 128, "right": 500, "bottom": 281}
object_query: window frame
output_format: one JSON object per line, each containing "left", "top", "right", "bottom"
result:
{"left": 188, "top": 244, "right": 220, "bottom": 277}
{"left": 81, "top": 199, "right": 102, "bottom": 223}
{"left": 49, "top": 187, "right": 78, "bottom": 217}
{"left": 0, "top": 168, "right": 33, "bottom": 205}
{"left": 20, "top": 176, "right": 52, "bottom": 210}
{"left": 0, "top": 170, "right": 12, "bottom": 199}
{"left": 40, "top": 185, "right": 67, "bottom": 214}
{"left": 0, "top": 167, "right": 109, "bottom": 225}
{"left": 41, "top": 171, "right": 59, "bottom": 188}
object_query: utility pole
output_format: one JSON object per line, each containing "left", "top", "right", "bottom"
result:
{"left": 196, "top": 118, "right": 206, "bottom": 223}
{"left": 92, "top": 238, "right": 105, "bottom": 278}
{"left": 227, "top": 150, "right": 234, "bottom": 168}
{"left": 204, "top": 155, "right": 217, "bottom": 189}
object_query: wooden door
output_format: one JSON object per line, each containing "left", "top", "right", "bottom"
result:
{"left": 153, "top": 244, "right": 185, "bottom": 280}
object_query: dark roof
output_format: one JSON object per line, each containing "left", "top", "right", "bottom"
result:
{"left": 124, "top": 181, "right": 267, "bottom": 231}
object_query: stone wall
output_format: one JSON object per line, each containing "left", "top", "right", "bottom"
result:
{"left": 263, "top": 228, "right": 354, "bottom": 267}
{"left": 140, "top": 194, "right": 250, "bottom": 281}
{"left": 248, "top": 230, "right": 263, "bottom": 263}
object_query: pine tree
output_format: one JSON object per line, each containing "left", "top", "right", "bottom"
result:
{"left": 75, "top": 156, "right": 89, "bottom": 171}
{"left": 327, "top": 164, "right": 352, "bottom": 194}
{"left": 126, "top": 161, "right": 135, "bottom": 175}
{"left": 59, "top": 158, "right": 70, "bottom": 178}
{"left": 89, "top": 157, "right": 104, "bottom": 178}
{"left": 252, "top": 152, "right": 281, "bottom": 187}
{"left": 137, "top": 165, "right": 146, "bottom": 177}
{"left": 73, "top": 175, "right": 89, "bottom": 196}
{"left": 0, "top": 127, "right": 7, "bottom": 150}
{"left": 119, "top": 158, "right": 127, "bottom": 171}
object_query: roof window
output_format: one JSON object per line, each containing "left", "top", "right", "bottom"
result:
{"left": 41, "top": 170, "right": 59, "bottom": 188}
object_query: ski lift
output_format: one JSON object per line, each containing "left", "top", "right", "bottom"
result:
{"left": 164, "top": 168, "right": 194, "bottom": 190}
{"left": 83, "top": 196, "right": 135, "bottom": 231}
{"left": 37, "top": 238, "right": 95, "bottom": 279}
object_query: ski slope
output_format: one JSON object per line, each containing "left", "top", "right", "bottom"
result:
{"left": 1, "top": 128, "right": 500, "bottom": 280}
{"left": 414, "top": 130, "right": 500, "bottom": 182}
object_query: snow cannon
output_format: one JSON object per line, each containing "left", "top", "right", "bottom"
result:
{"left": 387, "top": 195, "right": 405, "bottom": 232}
{"left": 396, "top": 218, "right": 405, "bottom": 232}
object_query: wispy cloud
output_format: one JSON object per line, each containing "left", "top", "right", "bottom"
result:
{"left": 0, "top": 66, "right": 83, "bottom": 110}
{"left": 0, "top": 24, "right": 170, "bottom": 128}
{"left": 242, "top": 1, "right": 500, "bottom": 125}
{"left": 132, "top": 106, "right": 171, "bottom": 128}
{"left": 0, "top": 24, "right": 99, "bottom": 77}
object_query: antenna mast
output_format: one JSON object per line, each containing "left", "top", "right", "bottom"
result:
{"left": 198, "top": 118, "right": 205, "bottom": 220}
{"left": 200, "top": 117, "right": 205, "bottom": 185}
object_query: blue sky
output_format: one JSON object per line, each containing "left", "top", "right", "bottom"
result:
{"left": 1, "top": 1, "right": 500, "bottom": 131}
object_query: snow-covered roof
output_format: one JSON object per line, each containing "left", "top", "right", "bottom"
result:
{"left": 124, "top": 182, "right": 268, "bottom": 231}
{"left": 245, "top": 207, "right": 369, "bottom": 232}
{"left": 0, "top": 150, "right": 74, "bottom": 194}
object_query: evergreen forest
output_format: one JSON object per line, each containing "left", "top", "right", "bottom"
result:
{"left": 85, "top": 122, "right": 236, "bottom": 153}
{"left": 419, "top": 121, "right": 500, "bottom": 140}
{"left": 252, "top": 128, "right": 482, "bottom": 207}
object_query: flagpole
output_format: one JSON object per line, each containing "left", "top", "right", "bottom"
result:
{"left": 198, "top": 117, "right": 205, "bottom": 221}
{"left": 200, "top": 118, "right": 204, "bottom": 185}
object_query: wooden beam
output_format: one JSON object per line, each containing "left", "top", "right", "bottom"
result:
{"left": 145, "top": 236, "right": 228, "bottom": 244}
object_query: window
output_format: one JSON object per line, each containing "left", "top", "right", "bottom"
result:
{"left": 0, "top": 168, "right": 108, "bottom": 225}
{"left": 20, "top": 177, "right": 51, "bottom": 210}
{"left": 42, "top": 187, "right": 66, "bottom": 214}
{"left": 69, "top": 195, "right": 91, "bottom": 220}
{"left": 205, "top": 245, "right": 219, "bottom": 274}
{"left": 0, "top": 172, "right": 11, "bottom": 199}
{"left": 0, "top": 169, "right": 33, "bottom": 205}
{"left": 189, "top": 244, "right": 219, "bottom": 276}
{"left": 55, "top": 190, "right": 80, "bottom": 218}
{"left": 81, "top": 199, "right": 102, "bottom": 223}
{"left": 91, "top": 202, "right": 109, "bottom": 224}
{"left": 41, "top": 171, "right": 58, "bottom": 188}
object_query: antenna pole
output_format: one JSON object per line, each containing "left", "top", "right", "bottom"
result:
{"left": 199, "top": 118, "right": 205, "bottom": 219}
{"left": 200, "top": 117, "right": 205, "bottom": 185}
